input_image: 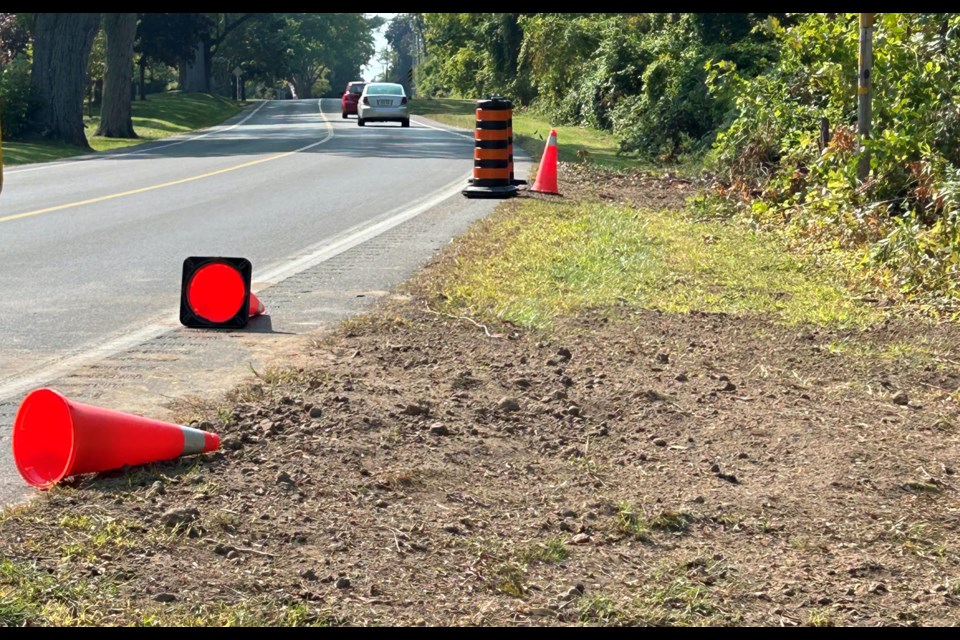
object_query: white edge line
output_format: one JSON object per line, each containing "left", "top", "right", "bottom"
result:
{"left": 4, "top": 101, "right": 271, "bottom": 176}
{"left": 256, "top": 175, "right": 467, "bottom": 286}
{"left": 0, "top": 101, "right": 477, "bottom": 402}
{"left": 0, "top": 323, "right": 177, "bottom": 403}
{"left": 412, "top": 117, "right": 475, "bottom": 139}
{"left": 413, "top": 114, "right": 535, "bottom": 162}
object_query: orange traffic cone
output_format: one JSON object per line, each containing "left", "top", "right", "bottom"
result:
{"left": 181, "top": 257, "right": 266, "bottom": 329}
{"left": 530, "top": 129, "right": 560, "bottom": 195}
{"left": 248, "top": 292, "right": 265, "bottom": 318}
{"left": 12, "top": 388, "right": 221, "bottom": 489}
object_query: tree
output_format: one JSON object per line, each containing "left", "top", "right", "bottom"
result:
{"left": 29, "top": 13, "right": 101, "bottom": 148}
{"left": 285, "top": 13, "right": 381, "bottom": 99}
{"left": 0, "top": 13, "right": 31, "bottom": 65}
{"left": 324, "top": 14, "right": 383, "bottom": 95}
{"left": 136, "top": 13, "right": 210, "bottom": 100}
{"left": 97, "top": 13, "right": 138, "bottom": 138}
{"left": 383, "top": 14, "right": 423, "bottom": 91}
{"left": 211, "top": 13, "right": 291, "bottom": 95}
{"left": 180, "top": 13, "right": 256, "bottom": 93}
{"left": 414, "top": 13, "right": 531, "bottom": 101}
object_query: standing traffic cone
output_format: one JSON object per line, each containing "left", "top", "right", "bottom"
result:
{"left": 12, "top": 388, "right": 221, "bottom": 489}
{"left": 530, "top": 129, "right": 560, "bottom": 195}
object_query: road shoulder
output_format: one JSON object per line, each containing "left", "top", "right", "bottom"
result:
{"left": 2, "top": 162, "right": 958, "bottom": 626}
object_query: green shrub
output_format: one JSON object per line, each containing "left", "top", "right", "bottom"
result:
{"left": 709, "top": 13, "right": 960, "bottom": 309}
{"left": 0, "top": 56, "right": 33, "bottom": 139}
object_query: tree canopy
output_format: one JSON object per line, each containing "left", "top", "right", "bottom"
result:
{"left": 0, "top": 13, "right": 382, "bottom": 144}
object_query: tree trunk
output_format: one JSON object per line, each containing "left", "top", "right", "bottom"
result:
{"left": 138, "top": 55, "right": 147, "bottom": 100}
{"left": 29, "top": 13, "right": 101, "bottom": 148}
{"left": 293, "top": 68, "right": 321, "bottom": 100}
{"left": 97, "top": 13, "right": 138, "bottom": 138}
{"left": 180, "top": 41, "right": 210, "bottom": 93}
{"left": 298, "top": 80, "right": 312, "bottom": 100}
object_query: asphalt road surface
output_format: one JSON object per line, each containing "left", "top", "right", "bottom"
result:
{"left": 0, "top": 98, "right": 527, "bottom": 506}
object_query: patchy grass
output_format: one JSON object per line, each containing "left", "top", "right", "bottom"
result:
{"left": 427, "top": 198, "right": 881, "bottom": 330}
{"left": 492, "top": 562, "right": 527, "bottom": 598}
{"left": 616, "top": 504, "right": 653, "bottom": 541}
{"left": 136, "top": 602, "right": 342, "bottom": 627}
{"left": 1, "top": 521, "right": 338, "bottom": 627}
{"left": 410, "top": 97, "right": 641, "bottom": 170}
{"left": 515, "top": 537, "right": 569, "bottom": 565}
{"left": 636, "top": 575, "right": 721, "bottom": 626}
{"left": 807, "top": 608, "right": 836, "bottom": 627}
{"left": 615, "top": 505, "right": 695, "bottom": 542}
{"left": 3, "top": 93, "right": 245, "bottom": 165}
{"left": 0, "top": 558, "right": 112, "bottom": 626}
{"left": 887, "top": 519, "right": 948, "bottom": 560}
{"left": 578, "top": 595, "right": 630, "bottom": 625}
{"left": 464, "top": 535, "right": 571, "bottom": 599}
{"left": 0, "top": 555, "right": 339, "bottom": 627}
{"left": 577, "top": 568, "right": 728, "bottom": 626}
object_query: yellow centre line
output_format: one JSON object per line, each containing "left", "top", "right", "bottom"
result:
{"left": 0, "top": 103, "right": 333, "bottom": 225}
{"left": 0, "top": 153, "right": 292, "bottom": 225}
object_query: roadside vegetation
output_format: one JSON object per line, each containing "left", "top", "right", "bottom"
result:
{"left": 388, "top": 13, "right": 960, "bottom": 313}
{"left": 427, "top": 194, "right": 880, "bottom": 330}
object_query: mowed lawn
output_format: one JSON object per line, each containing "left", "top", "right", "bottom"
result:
{"left": 3, "top": 93, "right": 246, "bottom": 166}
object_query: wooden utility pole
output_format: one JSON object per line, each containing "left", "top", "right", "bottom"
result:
{"left": 857, "top": 13, "right": 875, "bottom": 182}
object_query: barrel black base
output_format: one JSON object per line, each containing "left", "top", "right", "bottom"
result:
{"left": 462, "top": 184, "right": 518, "bottom": 199}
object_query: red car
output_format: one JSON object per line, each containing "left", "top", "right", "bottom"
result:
{"left": 341, "top": 81, "right": 366, "bottom": 118}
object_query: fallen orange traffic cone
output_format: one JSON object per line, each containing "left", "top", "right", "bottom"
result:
{"left": 12, "top": 388, "right": 221, "bottom": 489}
{"left": 249, "top": 292, "right": 265, "bottom": 318}
{"left": 530, "top": 129, "right": 560, "bottom": 195}
{"left": 180, "top": 257, "right": 266, "bottom": 329}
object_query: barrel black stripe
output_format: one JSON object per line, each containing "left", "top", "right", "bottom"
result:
{"left": 475, "top": 140, "right": 510, "bottom": 150}
{"left": 474, "top": 159, "right": 510, "bottom": 169}
{"left": 476, "top": 120, "right": 509, "bottom": 131}
{"left": 477, "top": 99, "right": 513, "bottom": 111}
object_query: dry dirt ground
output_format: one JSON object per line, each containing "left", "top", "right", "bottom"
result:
{"left": 1, "top": 166, "right": 959, "bottom": 627}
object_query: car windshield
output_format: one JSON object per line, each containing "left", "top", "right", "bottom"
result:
{"left": 365, "top": 84, "right": 404, "bottom": 96}
{"left": 348, "top": 84, "right": 365, "bottom": 95}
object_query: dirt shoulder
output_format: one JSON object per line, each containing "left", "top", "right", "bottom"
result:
{"left": 2, "top": 165, "right": 959, "bottom": 627}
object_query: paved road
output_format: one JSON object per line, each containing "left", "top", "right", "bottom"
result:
{"left": 0, "top": 98, "right": 527, "bottom": 506}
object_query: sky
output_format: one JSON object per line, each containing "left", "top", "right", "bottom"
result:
{"left": 362, "top": 13, "right": 397, "bottom": 81}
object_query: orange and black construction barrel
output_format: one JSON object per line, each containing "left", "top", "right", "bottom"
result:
{"left": 462, "top": 97, "right": 518, "bottom": 199}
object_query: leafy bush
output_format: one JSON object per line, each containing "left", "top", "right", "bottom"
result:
{"left": 0, "top": 55, "right": 33, "bottom": 139}
{"left": 709, "top": 13, "right": 960, "bottom": 309}
{"left": 413, "top": 13, "right": 779, "bottom": 161}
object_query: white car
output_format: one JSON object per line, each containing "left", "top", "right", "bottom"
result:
{"left": 357, "top": 82, "right": 410, "bottom": 128}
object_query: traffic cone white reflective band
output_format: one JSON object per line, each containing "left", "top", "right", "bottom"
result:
{"left": 180, "top": 426, "right": 211, "bottom": 456}
{"left": 546, "top": 130, "right": 557, "bottom": 146}
{"left": 12, "top": 388, "right": 222, "bottom": 489}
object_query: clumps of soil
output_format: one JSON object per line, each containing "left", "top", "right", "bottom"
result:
{"left": 2, "top": 301, "right": 959, "bottom": 626}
